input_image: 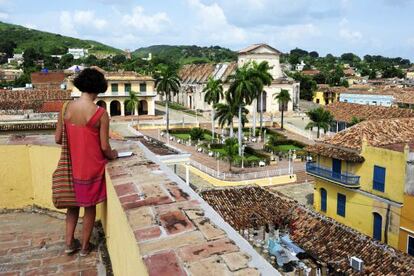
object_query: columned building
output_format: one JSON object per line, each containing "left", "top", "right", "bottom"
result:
{"left": 176, "top": 44, "right": 300, "bottom": 115}
{"left": 69, "top": 70, "right": 156, "bottom": 117}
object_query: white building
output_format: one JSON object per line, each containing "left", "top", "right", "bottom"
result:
{"left": 174, "top": 44, "right": 300, "bottom": 115}
{"left": 7, "top": 53, "right": 24, "bottom": 65}
{"left": 68, "top": 48, "right": 88, "bottom": 59}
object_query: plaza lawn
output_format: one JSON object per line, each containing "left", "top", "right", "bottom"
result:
{"left": 273, "top": 145, "right": 302, "bottom": 152}
{"left": 170, "top": 132, "right": 214, "bottom": 142}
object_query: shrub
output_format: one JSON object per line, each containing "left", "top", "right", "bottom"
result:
{"left": 190, "top": 127, "right": 204, "bottom": 140}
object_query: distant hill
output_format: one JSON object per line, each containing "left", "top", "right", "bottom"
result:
{"left": 133, "top": 45, "right": 237, "bottom": 64}
{"left": 0, "top": 21, "right": 122, "bottom": 56}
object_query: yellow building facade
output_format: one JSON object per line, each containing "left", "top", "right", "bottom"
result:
{"left": 68, "top": 70, "right": 156, "bottom": 117}
{"left": 311, "top": 144, "right": 407, "bottom": 248}
{"left": 305, "top": 116, "right": 414, "bottom": 254}
{"left": 399, "top": 194, "right": 414, "bottom": 255}
{"left": 312, "top": 89, "right": 340, "bottom": 105}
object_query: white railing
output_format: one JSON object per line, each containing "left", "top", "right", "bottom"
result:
{"left": 190, "top": 160, "right": 291, "bottom": 181}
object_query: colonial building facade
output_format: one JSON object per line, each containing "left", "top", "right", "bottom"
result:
{"left": 174, "top": 44, "right": 300, "bottom": 115}
{"left": 306, "top": 118, "right": 414, "bottom": 252}
{"left": 69, "top": 70, "right": 156, "bottom": 117}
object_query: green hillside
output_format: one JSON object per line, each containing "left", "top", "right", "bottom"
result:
{"left": 0, "top": 21, "right": 121, "bottom": 56}
{"left": 133, "top": 45, "right": 237, "bottom": 64}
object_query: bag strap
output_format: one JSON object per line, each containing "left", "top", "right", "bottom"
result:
{"left": 61, "top": 101, "right": 69, "bottom": 122}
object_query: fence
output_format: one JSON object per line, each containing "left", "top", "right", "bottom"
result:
{"left": 190, "top": 160, "right": 292, "bottom": 181}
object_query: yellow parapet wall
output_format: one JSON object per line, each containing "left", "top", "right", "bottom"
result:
{"left": 0, "top": 144, "right": 148, "bottom": 276}
{"left": 99, "top": 174, "right": 148, "bottom": 276}
{"left": 188, "top": 165, "right": 296, "bottom": 187}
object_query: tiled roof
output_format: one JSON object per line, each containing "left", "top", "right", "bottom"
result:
{"left": 179, "top": 62, "right": 237, "bottom": 84}
{"left": 201, "top": 187, "right": 414, "bottom": 275}
{"left": 338, "top": 86, "right": 414, "bottom": 104}
{"left": 301, "top": 69, "right": 320, "bottom": 76}
{"left": 306, "top": 117, "right": 414, "bottom": 160}
{"left": 31, "top": 72, "right": 65, "bottom": 84}
{"left": 305, "top": 144, "right": 364, "bottom": 162}
{"left": 238, "top": 44, "right": 281, "bottom": 55}
{"left": 104, "top": 71, "right": 153, "bottom": 81}
{"left": 0, "top": 89, "right": 71, "bottom": 112}
{"left": 317, "top": 85, "right": 347, "bottom": 93}
{"left": 325, "top": 102, "right": 414, "bottom": 123}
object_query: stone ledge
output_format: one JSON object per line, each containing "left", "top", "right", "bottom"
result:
{"left": 106, "top": 140, "right": 278, "bottom": 275}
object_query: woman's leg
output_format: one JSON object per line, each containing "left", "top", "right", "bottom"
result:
{"left": 81, "top": 205, "right": 96, "bottom": 251}
{"left": 66, "top": 207, "right": 80, "bottom": 246}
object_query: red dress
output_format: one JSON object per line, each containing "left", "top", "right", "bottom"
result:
{"left": 65, "top": 106, "right": 107, "bottom": 207}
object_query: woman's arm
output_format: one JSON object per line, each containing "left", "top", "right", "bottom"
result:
{"left": 55, "top": 108, "right": 63, "bottom": 144}
{"left": 100, "top": 111, "right": 118, "bottom": 160}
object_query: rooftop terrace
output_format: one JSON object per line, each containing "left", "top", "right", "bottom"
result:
{"left": 0, "top": 135, "right": 277, "bottom": 275}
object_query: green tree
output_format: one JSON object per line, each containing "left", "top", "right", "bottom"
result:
{"left": 112, "top": 54, "right": 127, "bottom": 64}
{"left": 59, "top": 54, "right": 74, "bottom": 69}
{"left": 274, "top": 89, "right": 291, "bottom": 130}
{"left": 155, "top": 68, "right": 181, "bottom": 138}
{"left": 305, "top": 107, "right": 334, "bottom": 138}
{"left": 203, "top": 77, "right": 224, "bottom": 141}
{"left": 291, "top": 72, "right": 317, "bottom": 101}
{"left": 348, "top": 116, "right": 364, "bottom": 127}
{"left": 23, "top": 47, "right": 42, "bottom": 68}
{"left": 214, "top": 97, "right": 248, "bottom": 138}
{"left": 251, "top": 61, "right": 273, "bottom": 137}
{"left": 221, "top": 137, "right": 239, "bottom": 172}
{"left": 126, "top": 90, "right": 140, "bottom": 115}
{"left": 190, "top": 127, "right": 204, "bottom": 140}
{"left": 84, "top": 55, "right": 98, "bottom": 66}
{"left": 227, "top": 64, "right": 256, "bottom": 154}
{"left": 126, "top": 91, "right": 140, "bottom": 126}
{"left": 0, "top": 40, "right": 16, "bottom": 58}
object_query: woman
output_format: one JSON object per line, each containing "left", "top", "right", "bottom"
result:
{"left": 55, "top": 68, "right": 118, "bottom": 256}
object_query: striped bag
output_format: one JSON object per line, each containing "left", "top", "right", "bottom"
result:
{"left": 52, "top": 102, "right": 77, "bottom": 209}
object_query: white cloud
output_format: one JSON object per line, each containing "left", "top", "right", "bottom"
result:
{"left": 74, "top": 11, "right": 107, "bottom": 29}
{"left": 339, "top": 18, "right": 362, "bottom": 42}
{"left": 122, "top": 6, "right": 170, "bottom": 33}
{"left": 23, "top": 23, "right": 37, "bottom": 29}
{"left": 59, "top": 10, "right": 107, "bottom": 37}
{"left": 60, "top": 11, "right": 77, "bottom": 36}
{"left": 187, "top": 0, "right": 246, "bottom": 44}
{"left": 0, "top": 12, "right": 8, "bottom": 20}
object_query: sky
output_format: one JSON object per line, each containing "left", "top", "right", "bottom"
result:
{"left": 0, "top": 0, "right": 413, "bottom": 60}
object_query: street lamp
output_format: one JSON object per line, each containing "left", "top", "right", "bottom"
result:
{"left": 288, "top": 149, "right": 292, "bottom": 174}
{"left": 217, "top": 152, "right": 220, "bottom": 175}
{"left": 241, "top": 144, "right": 246, "bottom": 169}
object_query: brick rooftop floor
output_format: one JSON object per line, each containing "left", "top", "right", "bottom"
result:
{"left": 0, "top": 212, "right": 103, "bottom": 276}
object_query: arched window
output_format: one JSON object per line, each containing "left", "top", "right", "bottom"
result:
{"left": 139, "top": 100, "right": 148, "bottom": 115}
{"left": 373, "top": 212, "right": 382, "bottom": 241}
{"left": 320, "top": 188, "right": 327, "bottom": 212}
{"left": 110, "top": 100, "right": 121, "bottom": 116}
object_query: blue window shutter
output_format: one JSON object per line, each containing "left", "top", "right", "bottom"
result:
{"left": 373, "top": 213, "right": 382, "bottom": 241}
{"left": 321, "top": 189, "right": 327, "bottom": 212}
{"left": 373, "top": 166, "right": 386, "bottom": 192}
{"left": 408, "top": 236, "right": 414, "bottom": 256}
{"left": 337, "top": 193, "right": 346, "bottom": 217}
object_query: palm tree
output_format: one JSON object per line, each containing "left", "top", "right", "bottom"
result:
{"left": 203, "top": 77, "right": 223, "bottom": 141}
{"left": 227, "top": 64, "right": 256, "bottom": 155}
{"left": 274, "top": 89, "right": 291, "bottom": 130}
{"left": 214, "top": 99, "right": 248, "bottom": 138}
{"left": 251, "top": 61, "right": 273, "bottom": 137}
{"left": 221, "top": 137, "right": 239, "bottom": 172}
{"left": 305, "top": 107, "right": 334, "bottom": 138}
{"left": 126, "top": 91, "right": 140, "bottom": 124}
{"left": 155, "top": 68, "right": 181, "bottom": 137}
